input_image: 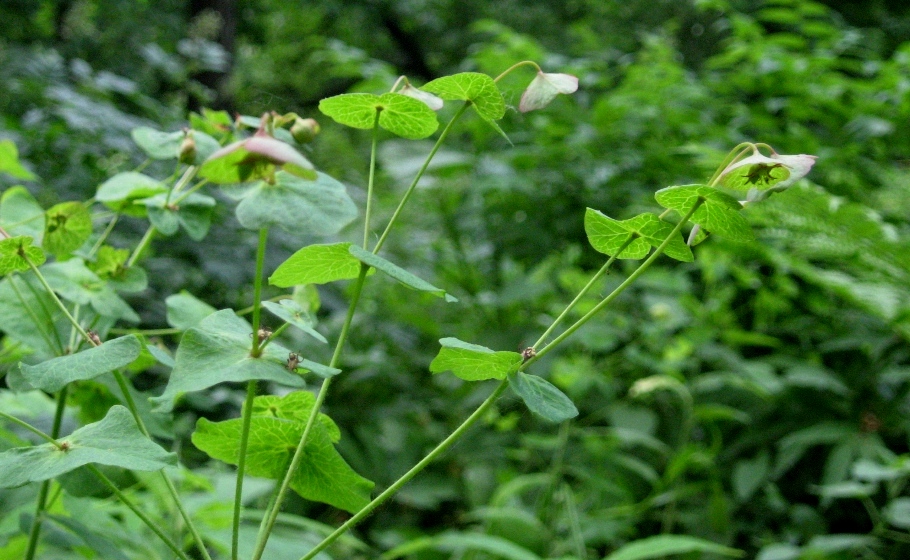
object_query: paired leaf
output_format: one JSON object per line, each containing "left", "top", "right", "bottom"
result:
{"left": 349, "top": 245, "right": 457, "bottom": 302}
{"left": 602, "top": 535, "right": 744, "bottom": 560}
{"left": 234, "top": 171, "right": 357, "bottom": 237}
{"left": 509, "top": 372, "right": 578, "bottom": 422}
{"left": 319, "top": 92, "right": 439, "bottom": 139}
{"left": 0, "top": 236, "right": 45, "bottom": 275}
{"left": 429, "top": 338, "right": 522, "bottom": 381}
{"left": 0, "top": 406, "right": 176, "bottom": 488}
{"left": 0, "top": 140, "right": 36, "bottom": 180}
{"left": 654, "top": 185, "right": 754, "bottom": 242}
{"left": 269, "top": 242, "right": 363, "bottom": 287}
{"left": 261, "top": 300, "right": 327, "bottom": 344}
{"left": 96, "top": 172, "right": 168, "bottom": 217}
{"left": 0, "top": 186, "right": 45, "bottom": 242}
{"left": 142, "top": 192, "right": 216, "bottom": 240}
{"left": 422, "top": 72, "right": 506, "bottom": 121}
{"left": 43, "top": 201, "right": 92, "bottom": 255}
{"left": 192, "top": 392, "right": 373, "bottom": 513}
{"left": 150, "top": 309, "right": 311, "bottom": 412}
{"left": 585, "top": 209, "right": 693, "bottom": 262}
{"left": 19, "top": 335, "right": 141, "bottom": 392}
{"left": 519, "top": 71, "right": 579, "bottom": 113}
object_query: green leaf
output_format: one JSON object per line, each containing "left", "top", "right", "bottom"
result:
{"left": 19, "top": 335, "right": 141, "bottom": 392}
{"left": 319, "top": 93, "right": 439, "bottom": 139}
{"left": 141, "top": 192, "right": 217, "bottom": 241}
{"left": 0, "top": 406, "right": 177, "bottom": 488}
{"left": 261, "top": 300, "right": 327, "bottom": 344}
{"left": 269, "top": 242, "right": 363, "bottom": 287}
{"left": 509, "top": 372, "right": 578, "bottom": 422}
{"left": 429, "top": 338, "right": 522, "bottom": 381}
{"left": 584, "top": 209, "right": 650, "bottom": 259}
{"left": 96, "top": 172, "right": 168, "bottom": 217}
{"left": 0, "top": 236, "right": 45, "bottom": 275}
{"left": 234, "top": 171, "right": 357, "bottom": 238}
{"left": 422, "top": 72, "right": 506, "bottom": 120}
{"left": 131, "top": 127, "right": 184, "bottom": 159}
{"left": 192, "top": 393, "right": 373, "bottom": 513}
{"left": 885, "top": 498, "right": 910, "bottom": 529}
{"left": 43, "top": 201, "right": 92, "bottom": 256}
{"left": 0, "top": 186, "right": 45, "bottom": 243}
{"left": 41, "top": 260, "right": 139, "bottom": 322}
{"left": 382, "top": 532, "right": 542, "bottom": 560}
{"left": 150, "top": 309, "right": 308, "bottom": 412}
{"left": 622, "top": 213, "right": 694, "bottom": 262}
{"left": 165, "top": 290, "right": 217, "bottom": 330}
{"left": 199, "top": 134, "right": 317, "bottom": 184}
{"left": 0, "top": 140, "right": 36, "bottom": 180}
{"left": 602, "top": 535, "right": 744, "bottom": 560}
{"left": 43, "top": 514, "right": 130, "bottom": 560}
{"left": 654, "top": 185, "right": 754, "bottom": 242}
{"left": 0, "top": 274, "right": 67, "bottom": 359}
{"left": 349, "top": 245, "right": 457, "bottom": 302}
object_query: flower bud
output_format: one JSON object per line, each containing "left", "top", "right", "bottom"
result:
{"left": 290, "top": 118, "right": 320, "bottom": 144}
{"left": 178, "top": 131, "right": 197, "bottom": 165}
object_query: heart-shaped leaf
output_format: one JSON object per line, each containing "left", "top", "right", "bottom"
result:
{"left": 0, "top": 406, "right": 177, "bottom": 488}
{"left": 44, "top": 201, "right": 92, "bottom": 256}
{"left": 269, "top": 242, "right": 363, "bottom": 287}
{"left": 261, "top": 300, "right": 327, "bottom": 344}
{"left": 192, "top": 392, "right": 373, "bottom": 513}
{"left": 349, "top": 245, "right": 457, "bottom": 301}
{"left": 20, "top": 335, "right": 141, "bottom": 392}
{"left": 319, "top": 92, "right": 439, "bottom": 139}
{"left": 150, "top": 309, "right": 309, "bottom": 412}
{"left": 509, "top": 371, "right": 578, "bottom": 422}
{"left": 1, "top": 186, "right": 45, "bottom": 243}
{"left": 96, "top": 173, "right": 168, "bottom": 217}
{"left": 429, "top": 338, "right": 522, "bottom": 381}
{"left": 422, "top": 73, "right": 505, "bottom": 121}
{"left": 584, "top": 210, "right": 650, "bottom": 260}
{"left": 0, "top": 235, "right": 45, "bottom": 275}
{"left": 655, "top": 185, "right": 754, "bottom": 242}
{"left": 519, "top": 71, "right": 579, "bottom": 113}
{"left": 234, "top": 171, "right": 357, "bottom": 238}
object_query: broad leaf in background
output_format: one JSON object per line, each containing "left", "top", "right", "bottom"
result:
{"left": 261, "top": 300, "right": 327, "bottom": 344}
{"left": 509, "top": 371, "right": 578, "bottom": 422}
{"left": 0, "top": 186, "right": 45, "bottom": 242}
{"left": 233, "top": 171, "right": 357, "bottom": 237}
{"left": 0, "top": 140, "right": 36, "bottom": 180}
{"left": 150, "top": 309, "right": 313, "bottom": 412}
{"left": 0, "top": 406, "right": 176, "bottom": 488}
{"left": 19, "top": 335, "right": 141, "bottom": 392}
{"left": 349, "top": 245, "right": 457, "bottom": 302}
{"left": 602, "top": 535, "right": 744, "bottom": 560}
{"left": 41, "top": 260, "right": 139, "bottom": 322}
{"left": 192, "top": 392, "right": 374, "bottom": 513}
{"left": 318, "top": 92, "right": 439, "bottom": 139}
{"left": 430, "top": 338, "right": 522, "bottom": 381}
{"left": 0, "top": 235, "right": 45, "bottom": 274}
{"left": 0, "top": 274, "right": 67, "bottom": 358}
{"left": 131, "top": 126, "right": 220, "bottom": 164}
{"left": 96, "top": 172, "right": 168, "bottom": 217}
{"left": 269, "top": 242, "right": 363, "bottom": 287}
{"left": 519, "top": 71, "right": 578, "bottom": 113}
{"left": 199, "top": 130, "right": 317, "bottom": 183}
{"left": 654, "top": 185, "right": 754, "bottom": 242}
{"left": 141, "top": 192, "right": 216, "bottom": 240}
{"left": 43, "top": 201, "right": 92, "bottom": 256}
{"left": 164, "top": 290, "right": 217, "bottom": 330}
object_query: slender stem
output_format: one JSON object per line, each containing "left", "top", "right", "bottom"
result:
{"left": 706, "top": 142, "right": 753, "bottom": 187}
{"left": 493, "top": 60, "right": 541, "bottom": 82}
{"left": 232, "top": 381, "right": 258, "bottom": 560}
{"left": 23, "top": 386, "right": 68, "bottom": 560}
{"left": 26, "top": 259, "right": 93, "bottom": 345}
{"left": 363, "top": 112, "right": 381, "bottom": 250}
{"left": 298, "top": 379, "right": 510, "bottom": 560}
{"left": 251, "top": 265, "right": 371, "bottom": 560}
{"left": 127, "top": 225, "right": 157, "bottom": 268}
{"left": 88, "top": 213, "right": 120, "bottom": 256}
{"left": 527, "top": 201, "right": 703, "bottom": 367}
{"left": 250, "top": 228, "right": 269, "bottom": 358}
{"left": 372, "top": 103, "right": 470, "bottom": 254}
{"left": 531, "top": 236, "right": 633, "bottom": 349}
{"left": 109, "top": 327, "right": 182, "bottom": 336}
{"left": 166, "top": 165, "right": 199, "bottom": 205}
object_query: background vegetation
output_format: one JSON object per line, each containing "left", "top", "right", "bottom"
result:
{"left": 2, "top": 0, "right": 910, "bottom": 558}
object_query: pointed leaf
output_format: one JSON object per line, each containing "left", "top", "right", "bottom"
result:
{"left": 269, "top": 242, "right": 363, "bottom": 287}
{"left": 318, "top": 93, "right": 379, "bottom": 130}
{"left": 349, "top": 245, "right": 457, "bottom": 301}
{"left": 509, "top": 372, "right": 578, "bottom": 422}
{"left": 602, "top": 535, "right": 744, "bottom": 560}
{"left": 584, "top": 209, "right": 650, "bottom": 259}
{"left": 429, "top": 337, "right": 522, "bottom": 381}
{"left": 655, "top": 185, "right": 754, "bottom": 242}
{"left": 192, "top": 393, "right": 373, "bottom": 513}
{"left": 20, "top": 335, "right": 141, "bottom": 392}
{"left": 519, "top": 72, "right": 579, "bottom": 113}
{"left": 0, "top": 236, "right": 45, "bottom": 275}
{"left": 422, "top": 73, "right": 505, "bottom": 121}
{"left": 96, "top": 172, "right": 168, "bottom": 217}
{"left": 165, "top": 290, "right": 217, "bottom": 330}
{"left": 622, "top": 213, "right": 694, "bottom": 262}
{"left": 319, "top": 93, "right": 439, "bottom": 139}
{"left": 43, "top": 201, "right": 92, "bottom": 255}
{"left": 0, "top": 140, "right": 36, "bottom": 180}
{"left": 234, "top": 171, "right": 357, "bottom": 237}
{"left": 0, "top": 186, "right": 45, "bottom": 243}
{"left": 261, "top": 300, "right": 327, "bottom": 344}
{"left": 150, "top": 309, "right": 307, "bottom": 412}
{"left": 0, "top": 406, "right": 177, "bottom": 488}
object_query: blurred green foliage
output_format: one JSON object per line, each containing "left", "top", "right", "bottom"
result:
{"left": 2, "top": 0, "right": 910, "bottom": 559}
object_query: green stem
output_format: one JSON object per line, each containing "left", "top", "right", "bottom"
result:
{"left": 23, "top": 386, "right": 67, "bottom": 560}
{"left": 531, "top": 236, "right": 633, "bottom": 349}
{"left": 706, "top": 142, "right": 754, "bottom": 187}
{"left": 250, "top": 228, "right": 269, "bottom": 358}
{"left": 232, "top": 381, "right": 258, "bottom": 560}
{"left": 88, "top": 213, "right": 120, "bottom": 256}
{"left": 251, "top": 264, "right": 371, "bottom": 560}
{"left": 364, "top": 111, "right": 381, "bottom": 249}
{"left": 26, "top": 259, "right": 93, "bottom": 345}
{"left": 108, "top": 327, "right": 182, "bottom": 336}
{"left": 493, "top": 60, "right": 541, "bottom": 82}
{"left": 526, "top": 200, "right": 703, "bottom": 367}
{"left": 298, "top": 379, "right": 510, "bottom": 560}
{"left": 372, "top": 103, "right": 470, "bottom": 254}
{"left": 127, "top": 225, "right": 157, "bottom": 268}
{"left": 166, "top": 165, "right": 199, "bottom": 205}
